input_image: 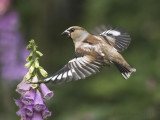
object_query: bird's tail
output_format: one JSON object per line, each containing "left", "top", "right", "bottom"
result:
{"left": 113, "top": 61, "right": 136, "bottom": 79}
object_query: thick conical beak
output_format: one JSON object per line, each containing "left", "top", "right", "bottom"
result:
{"left": 61, "top": 30, "right": 70, "bottom": 37}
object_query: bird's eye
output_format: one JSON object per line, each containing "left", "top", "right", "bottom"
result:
{"left": 70, "top": 28, "right": 75, "bottom": 32}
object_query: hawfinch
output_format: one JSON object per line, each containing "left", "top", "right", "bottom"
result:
{"left": 44, "top": 26, "right": 136, "bottom": 84}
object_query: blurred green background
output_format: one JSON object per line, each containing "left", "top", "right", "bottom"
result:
{"left": 1, "top": 0, "right": 160, "bottom": 120}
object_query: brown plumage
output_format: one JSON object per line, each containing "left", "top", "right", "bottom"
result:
{"left": 44, "top": 26, "right": 136, "bottom": 84}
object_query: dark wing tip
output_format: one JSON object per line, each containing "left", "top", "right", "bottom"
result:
{"left": 100, "top": 26, "right": 131, "bottom": 52}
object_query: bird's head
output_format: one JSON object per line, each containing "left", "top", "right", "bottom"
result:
{"left": 61, "top": 26, "right": 89, "bottom": 42}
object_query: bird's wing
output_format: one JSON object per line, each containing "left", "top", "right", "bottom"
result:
{"left": 44, "top": 54, "right": 105, "bottom": 84}
{"left": 99, "top": 26, "right": 131, "bottom": 52}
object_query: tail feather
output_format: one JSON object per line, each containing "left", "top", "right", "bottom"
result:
{"left": 113, "top": 61, "right": 136, "bottom": 79}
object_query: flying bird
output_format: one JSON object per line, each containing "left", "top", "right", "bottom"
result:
{"left": 44, "top": 26, "right": 136, "bottom": 84}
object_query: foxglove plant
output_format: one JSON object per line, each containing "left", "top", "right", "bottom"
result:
{"left": 0, "top": 3, "right": 29, "bottom": 81}
{"left": 15, "top": 40, "right": 53, "bottom": 120}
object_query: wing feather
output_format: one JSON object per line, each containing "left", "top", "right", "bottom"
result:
{"left": 98, "top": 26, "right": 131, "bottom": 52}
{"left": 43, "top": 55, "right": 104, "bottom": 84}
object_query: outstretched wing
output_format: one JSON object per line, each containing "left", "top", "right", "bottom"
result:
{"left": 44, "top": 55, "right": 105, "bottom": 84}
{"left": 95, "top": 26, "right": 131, "bottom": 52}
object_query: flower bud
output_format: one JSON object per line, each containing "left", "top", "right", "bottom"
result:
{"left": 24, "top": 72, "right": 32, "bottom": 80}
{"left": 27, "top": 44, "right": 32, "bottom": 50}
{"left": 36, "top": 51, "right": 43, "bottom": 56}
{"left": 25, "top": 60, "right": 33, "bottom": 68}
{"left": 39, "top": 67, "right": 48, "bottom": 77}
{"left": 26, "top": 52, "right": 33, "bottom": 62}
{"left": 33, "top": 45, "right": 37, "bottom": 51}
{"left": 29, "top": 39, "right": 35, "bottom": 44}
{"left": 25, "top": 62, "right": 31, "bottom": 68}
{"left": 30, "top": 76, "right": 38, "bottom": 89}
{"left": 29, "top": 51, "right": 33, "bottom": 56}
{"left": 26, "top": 56, "right": 32, "bottom": 62}
{"left": 35, "top": 59, "right": 39, "bottom": 68}
{"left": 29, "top": 65, "right": 35, "bottom": 74}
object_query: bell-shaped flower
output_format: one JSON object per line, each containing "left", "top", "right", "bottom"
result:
{"left": 42, "top": 107, "right": 52, "bottom": 119}
{"left": 14, "top": 98, "right": 24, "bottom": 108}
{"left": 32, "top": 112, "right": 43, "bottom": 120}
{"left": 21, "top": 116, "right": 31, "bottom": 120}
{"left": 23, "top": 105, "right": 33, "bottom": 117}
{"left": 16, "top": 79, "right": 30, "bottom": 95}
{"left": 22, "top": 89, "right": 35, "bottom": 105}
{"left": 16, "top": 107, "right": 25, "bottom": 117}
{"left": 40, "top": 83, "right": 53, "bottom": 100}
{"left": 33, "top": 90, "right": 46, "bottom": 112}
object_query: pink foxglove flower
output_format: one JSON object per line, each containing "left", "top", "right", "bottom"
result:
{"left": 16, "top": 79, "right": 30, "bottom": 95}
{"left": 32, "top": 112, "right": 43, "bottom": 120}
{"left": 0, "top": 5, "right": 29, "bottom": 81}
{"left": 21, "top": 116, "right": 31, "bottom": 120}
{"left": 14, "top": 98, "right": 23, "bottom": 108}
{"left": 16, "top": 107, "right": 25, "bottom": 117}
{"left": 34, "top": 90, "right": 46, "bottom": 112}
{"left": 23, "top": 105, "right": 33, "bottom": 117}
{"left": 42, "top": 107, "right": 52, "bottom": 119}
{"left": 22, "top": 89, "right": 35, "bottom": 105}
{"left": 40, "top": 83, "right": 53, "bottom": 100}
{"left": 15, "top": 40, "right": 53, "bottom": 119}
